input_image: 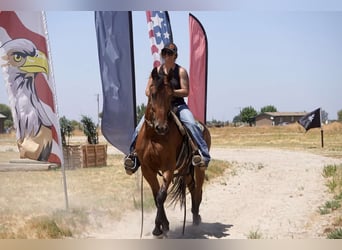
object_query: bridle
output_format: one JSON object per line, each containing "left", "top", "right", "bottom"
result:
{"left": 145, "top": 93, "right": 173, "bottom": 133}
{"left": 144, "top": 68, "right": 174, "bottom": 135}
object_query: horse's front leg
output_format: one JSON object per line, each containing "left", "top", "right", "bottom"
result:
{"left": 153, "top": 170, "right": 173, "bottom": 236}
{"left": 189, "top": 167, "right": 205, "bottom": 225}
{"left": 153, "top": 185, "right": 168, "bottom": 236}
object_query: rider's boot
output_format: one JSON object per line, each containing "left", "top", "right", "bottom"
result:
{"left": 191, "top": 151, "right": 208, "bottom": 171}
{"left": 124, "top": 152, "right": 140, "bottom": 175}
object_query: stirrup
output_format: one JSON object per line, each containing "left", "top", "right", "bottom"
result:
{"left": 192, "top": 154, "right": 205, "bottom": 167}
{"left": 124, "top": 153, "right": 140, "bottom": 175}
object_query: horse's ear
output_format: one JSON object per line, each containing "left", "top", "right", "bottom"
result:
{"left": 151, "top": 67, "right": 159, "bottom": 80}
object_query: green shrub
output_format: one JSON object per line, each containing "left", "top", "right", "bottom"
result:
{"left": 327, "top": 228, "right": 342, "bottom": 239}
{"left": 80, "top": 115, "right": 98, "bottom": 144}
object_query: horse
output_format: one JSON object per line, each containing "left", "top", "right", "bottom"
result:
{"left": 135, "top": 67, "right": 211, "bottom": 237}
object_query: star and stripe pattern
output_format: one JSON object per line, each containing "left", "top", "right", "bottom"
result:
{"left": 146, "top": 11, "right": 173, "bottom": 67}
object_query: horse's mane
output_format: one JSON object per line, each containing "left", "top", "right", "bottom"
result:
{"left": 151, "top": 66, "right": 175, "bottom": 91}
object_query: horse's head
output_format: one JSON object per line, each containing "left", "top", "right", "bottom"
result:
{"left": 147, "top": 67, "right": 174, "bottom": 135}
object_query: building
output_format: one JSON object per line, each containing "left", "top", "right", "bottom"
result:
{"left": 255, "top": 112, "right": 307, "bottom": 126}
{"left": 0, "top": 113, "right": 6, "bottom": 133}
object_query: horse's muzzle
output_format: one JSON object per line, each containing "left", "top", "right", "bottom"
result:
{"left": 155, "top": 123, "right": 169, "bottom": 135}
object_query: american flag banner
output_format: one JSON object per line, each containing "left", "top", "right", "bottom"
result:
{"left": 146, "top": 11, "right": 173, "bottom": 67}
{"left": 188, "top": 13, "right": 208, "bottom": 124}
{"left": 0, "top": 11, "right": 63, "bottom": 164}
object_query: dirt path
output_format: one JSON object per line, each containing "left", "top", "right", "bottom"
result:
{"left": 88, "top": 148, "right": 341, "bottom": 239}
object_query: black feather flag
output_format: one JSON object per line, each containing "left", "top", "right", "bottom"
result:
{"left": 95, "top": 11, "right": 136, "bottom": 155}
{"left": 298, "top": 108, "right": 321, "bottom": 131}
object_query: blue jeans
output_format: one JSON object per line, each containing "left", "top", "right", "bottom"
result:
{"left": 129, "top": 104, "right": 211, "bottom": 164}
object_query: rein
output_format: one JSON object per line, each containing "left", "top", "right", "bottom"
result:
{"left": 144, "top": 117, "right": 154, "bottom": 128}
{"left": 144, "top": 102, "right": 173, "bottom": 131}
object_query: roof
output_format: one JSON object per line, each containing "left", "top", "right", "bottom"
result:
{"left": 0, "top": 113, "right": 6, "bottom": 119}
{"left": 261, "top": 112, "right": 307, "bottom": 117}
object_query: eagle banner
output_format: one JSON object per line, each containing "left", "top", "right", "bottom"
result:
{"left": 95, "top": 11, "right": 136, "bottom": 155}
{"left": 298, "top": 107, "right": 321, "bottom": 131}
{"left": 188, "top": 13, "right": 208, "bottom": 124}
{"left": 146, "top": 11, "right": 173, "bottom": 67}
{"left": 0, "top": 11, "right": 63, "bottom": 164}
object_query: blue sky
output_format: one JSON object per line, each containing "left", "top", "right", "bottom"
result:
{"left": 0, "top": 11, "right": 341, "bottom": 122}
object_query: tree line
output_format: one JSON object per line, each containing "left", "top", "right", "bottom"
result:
{"left": 231, "top": 105, "right": 332, "bottom": 126}
{"left": 1, "top": 103, "right": 342, "bottom": 133}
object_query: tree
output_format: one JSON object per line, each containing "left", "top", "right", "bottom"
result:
{"left": 260, "top": 105, "right": 277, "bottom": 113}
{"left": 240, "top": 106, "right": 257, "bottom": 126}
{"left": 80, "top": 115, "right": 98, "bottom": 144}
{"left": 4, "top": 119, "right": 13, "bottom": 131}
{"left": 136, "top": 103, "right": 146, "bottom": 123}
{"left": 70, "top": 120, "right": 80, "bottom": 130}
{"left": 0, "top": 104, "right": 13, "bottom": 130}
{"left": 0, "top": 104, "right": 12, "bottom": 120}
{"left": 321, "top": 109, "right": 328, "bottom": 123}
{"left": 338, "top": 109, "right": 342, "bottom": 122}
{"left": 233, "top": 114, "right": 241, "bottom": 124}
{"left": 59, "top": 116, "right": 74, "bottom": 146}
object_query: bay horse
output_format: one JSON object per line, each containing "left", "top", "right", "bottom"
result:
{"left": 135, "top": 67, "right": 211, "bottom": 237}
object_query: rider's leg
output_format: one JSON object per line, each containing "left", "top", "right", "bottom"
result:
{"left": 124, "top": 115, "right": 144, "bottom": 174}
{"left": 177, "top": 104, "right": 211, "bottom": 167}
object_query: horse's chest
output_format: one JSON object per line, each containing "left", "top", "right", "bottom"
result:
{"left": 144, "top": 141, "right": 175, "bottom": 163}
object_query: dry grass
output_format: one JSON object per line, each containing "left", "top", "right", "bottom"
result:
{"left": 320, "top": 163, "right": 342, "bottom": 238}
{"left": 0, "top": 122, "right": 341, "bottom": 238}
{"left": 210, "top": 122, "right": 342, "bottom": 159}
{"left": 0, "top": 152, "right": 152, "bottom": 238}
{"left": 0, "top": 134, "right": 231, "bottom": 238}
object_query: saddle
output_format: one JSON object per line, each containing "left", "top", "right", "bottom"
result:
{"left": 169, "top": 111, "right": 203, "bottom": 174}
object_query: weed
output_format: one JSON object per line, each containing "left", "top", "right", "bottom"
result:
{"left": 334, "top": 192, "right": 342, "bottom": 201}
{"left": 205, "top": 159, "right": 232, "bottom": 181}
{"left": 319, "top": 200, "right": 341, "bottom": 215}
{"left": 321, "top": 163, "right": 342, "bottom": 238}
{"left": 322, "top": 164, "right": 337, "bottom": 178}
{"left": 247, "top": 230, "right": 262, "bottom": 239}
{"left": 327, "top": 228, "right": 342, "bottom": 239}
{"left": 325, "top": 200, "right": 341, "bottom": 211}
{"left": 318, "top": 206, "right": 330, "bottom": 215}
{"left": 326, "top": 178, "right": 338, "bottom": 193}
{"left": 29, "top": 216, "right": 72, "bottom": 239}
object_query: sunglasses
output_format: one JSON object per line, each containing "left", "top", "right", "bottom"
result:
{"left": 161, "top": 49, "right": 175, "bottom": 56}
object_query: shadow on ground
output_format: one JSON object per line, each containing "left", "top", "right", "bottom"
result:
{"left": 166, "top": 221, "right": 233, "bottom": 239}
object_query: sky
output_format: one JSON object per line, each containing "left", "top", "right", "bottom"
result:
{"left": 0, "top": 10, "right": 342, "bottom": 123}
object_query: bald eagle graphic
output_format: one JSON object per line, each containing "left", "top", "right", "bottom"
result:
{"left": 0, "top": 38, "right": 53, "bottom": 161}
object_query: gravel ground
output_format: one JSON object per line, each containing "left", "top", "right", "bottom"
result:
{"left": 86, "top": 147, "right": 342, "bottom": 239}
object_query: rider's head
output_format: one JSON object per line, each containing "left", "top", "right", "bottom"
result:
{"left": 161, "top": 43, "right": 178, "bottom": 59}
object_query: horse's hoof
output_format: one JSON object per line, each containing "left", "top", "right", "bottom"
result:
{"left": 162, "top": 222, "right": 169, "bottom": 232}
{"left": 193, "top": 214, "right": 202, "bottom": 225}
{"left": 152, "top": 228, "right": 163, "bottom": 237}
{"left": 125, "top": 169, "right": 134, "bottom": 175}
{"left": 153, "top": 233, "right": 166, "bottom": 239}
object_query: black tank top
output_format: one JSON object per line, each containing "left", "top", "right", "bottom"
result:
{"left": 159, "top": 63, "right": 185, "bottom": 107}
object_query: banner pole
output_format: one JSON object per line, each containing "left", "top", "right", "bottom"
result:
{"left": 42, "top": 11, "right": 69, "bottom": 210}
{"left": 320, "top": 107, "right": 324, "bottom": 148}
{"left": 321, "top": 129, "right": 324, "bottom": 148}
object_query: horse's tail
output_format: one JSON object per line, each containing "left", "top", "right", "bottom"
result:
{"left": 168, "top": 136, "right": 193, "bottom": 209}
{"left": 168, "top": 172, "right": 187, "bottom": 209}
